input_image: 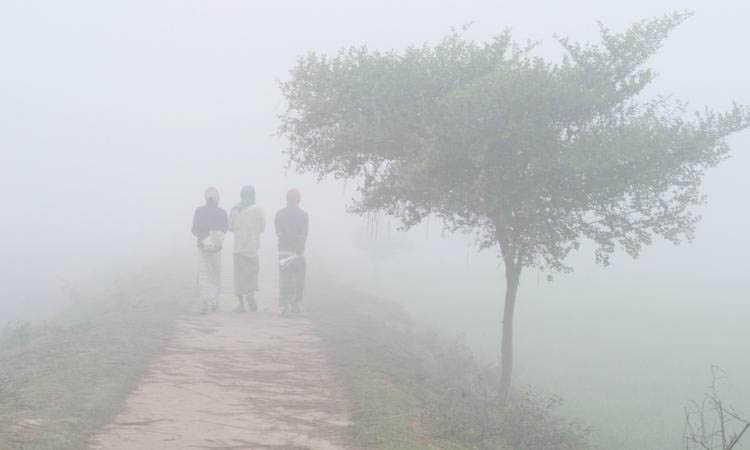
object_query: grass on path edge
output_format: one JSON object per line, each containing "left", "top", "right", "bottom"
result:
{"left": 0, "top": 265, "right": 192, "bottom": 450}
{"left": 307, "top": 283, "right": 589, "bottom": 450}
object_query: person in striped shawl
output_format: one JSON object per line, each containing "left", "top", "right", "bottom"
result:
{"left": 229, "top": 185, "right": 266, "bottom": 312}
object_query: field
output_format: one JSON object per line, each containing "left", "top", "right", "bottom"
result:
{"left": 346, "top": 249, "right": 750, "bottom": 450}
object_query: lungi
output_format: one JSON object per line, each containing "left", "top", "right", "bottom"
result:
{"left": 234, "top": 253, "right": 259, "bottom": 296}
{"left": 279, "top": 252, "right": 306, "bottom": 307}
{"left": 197, "top": 249, "right": 221, "bottom": 307}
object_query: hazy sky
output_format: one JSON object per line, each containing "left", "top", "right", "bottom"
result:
{"left": 1, "top": 3, "right": 749, "bottom": 448}
{"left": 1, "top": 0, "right": 748, "bottom": 318}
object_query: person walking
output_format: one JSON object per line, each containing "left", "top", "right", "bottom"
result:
{"left": 275, "top": 188, "right": 308, "bottom": 315}
{"left": 191, "top": 187, "right": 228, "bottom": 314}
{"left": 229, "top": 185, "right": 266, "bottom": 312}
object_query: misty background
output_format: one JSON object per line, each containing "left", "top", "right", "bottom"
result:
{"left": 1, "top": 1, "right": 748, "bottom": 448}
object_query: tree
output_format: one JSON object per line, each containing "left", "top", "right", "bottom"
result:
{"left": 278, "top": 12, "right": 750, "bottom": 395}
{"left": 683, "top": 367, "right": 749, "bottom": 450}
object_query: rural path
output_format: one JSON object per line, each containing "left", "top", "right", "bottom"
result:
{"left": 90, "top": 260, "right": 352, "bottom": 450}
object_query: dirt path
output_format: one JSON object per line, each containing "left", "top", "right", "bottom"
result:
{"left": 90, "top": 264, "right": 352, "bottom": 450}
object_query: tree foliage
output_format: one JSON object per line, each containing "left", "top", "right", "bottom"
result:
{"left": 280, "top": 12, "right": 748, "bottom": 272}
{"left": 279, "top": 12, "right": 750, "bottom": 391}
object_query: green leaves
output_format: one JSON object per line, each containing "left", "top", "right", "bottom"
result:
{"left": 278, "top": 14, "right": 750, "bottom": 273}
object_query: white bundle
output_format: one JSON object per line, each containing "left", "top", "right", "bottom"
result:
{"left": 200, "top": 230, "right": 226, "bottom": 252}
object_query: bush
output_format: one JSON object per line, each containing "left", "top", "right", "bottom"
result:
{"left": 309, "top": 284, "right": 589, "bottom": 449}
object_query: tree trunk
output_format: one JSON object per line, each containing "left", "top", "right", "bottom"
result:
{"left": 499, "top": 260, "right": 522, "bottom": 398}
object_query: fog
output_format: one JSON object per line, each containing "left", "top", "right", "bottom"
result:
{"left": 1, "top": 1, "right": 749, "bottom": 448}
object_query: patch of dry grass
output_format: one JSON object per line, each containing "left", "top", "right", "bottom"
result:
{"left": 0, "top": 265, "right": 192, "bottom": 450}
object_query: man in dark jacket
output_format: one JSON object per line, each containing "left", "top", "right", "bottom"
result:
{"left": 192, "top": 187, "right": 228, "bottom": 313}
{"left": 275, "top": 188, "right": 308, "bottom": 314}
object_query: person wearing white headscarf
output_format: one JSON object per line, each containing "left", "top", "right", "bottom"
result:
{"left": 229, "top": 185, "right": 265, "bottom": 312}
{"left": 191, "top": 187, "right": 228, "bottom": 313}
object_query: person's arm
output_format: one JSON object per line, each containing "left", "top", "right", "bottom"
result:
{"left": 228, "top": 208, "right": 235, "bottom": 233}
{"left": 191, "top": 208, "right": 201, "bottom": 238}
{"left": 219, "top": 209, "right": 229, "bottom": 233}
{"left": 274, "top": 210, "right": 281, "bottom": 237}
{"left": 301, "top": 212, "right": 309, "bottom": 242}
{"left": 300, "top": 211, "right": 309, "bottom": 253}
{"left": 258, "top": 209, "right": 266, "bottom": 233}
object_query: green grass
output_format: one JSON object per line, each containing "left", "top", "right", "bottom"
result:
{"left": 308, "top": 284, "right": 455, "bottom": 449}
{"left": 307, "top": 283, "right": 589, "bottom": 449}
{"left": 0, "top": 264, "right": 192, "bottom": 450}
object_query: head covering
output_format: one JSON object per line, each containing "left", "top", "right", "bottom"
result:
{"left": 241, "top": 185, "right": 255, "bottom": 204}
{"left": 205, "top": 187, "right": 220, "bottom": 205}
{"left": 286, "top": 188, "right": 301, "bottom": 206}
{"left": 234, "top": 185, "right": 256, "bottom": 211}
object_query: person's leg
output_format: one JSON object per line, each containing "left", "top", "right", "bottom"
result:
{"left": 209, "top": 252, "right": 221, "bottom": 311}
{"left": 291, "top": 256, "right": 306, "bottom": 313}
{"left": 245, "top": 292, "right": 256, "bottom": 312}
{"left": 235, "top": 295, "right": 246, "bottom": 312}
{"left": 233, "top": 253, "right": 246, "bottom": 312}
{"left": 279, "top": 253, "right": 294, "bottom": 313}
{"left": 295, "top": 256, "right": 307, "bottom": 304}
{"left": 198, "top": 249, "right": 216, "bottom": 314}
{"left": 246, "top": 256, "right": 259, "bottom": 312}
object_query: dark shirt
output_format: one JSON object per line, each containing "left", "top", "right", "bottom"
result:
{"left": 274, "top": 205, "right": 309, "bottom": 254}
{"left": 191, "top": 205, "right": 228, "bottom": 239}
